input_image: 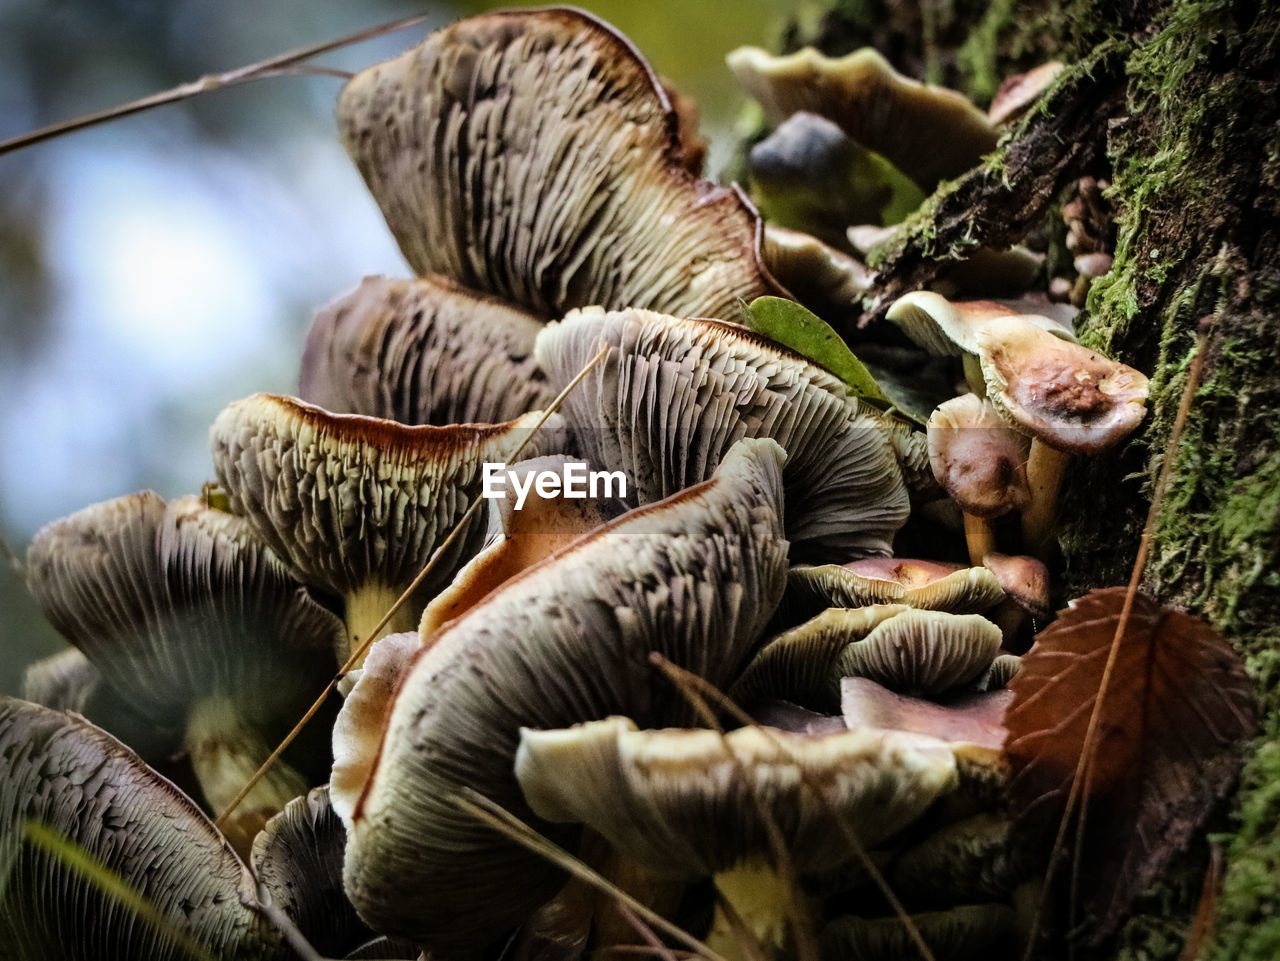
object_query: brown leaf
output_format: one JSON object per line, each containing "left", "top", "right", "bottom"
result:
{"left": 1004, "top": 587, "right": 1255, "bottom": 937}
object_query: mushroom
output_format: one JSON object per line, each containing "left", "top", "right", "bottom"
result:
{"left": 749, "top": 112, "right": 919, "bottom": 245}
{"left": 209, "top": 393, "right": 559, "bottom": 661}
{"left": 987, "top": 62, "right": 1065, "bottom": 127}
{"left": 535, "top": 306, "right": 910, "bottom": 562}
{"left": 982, "top": 552, "right": 1052, "bottom": 649}
{"left": 762, "top": 225, "right": 871, "bottom": 323}
{"left": 785, "top": 557, "right": 1005, "bottom": 619}
{"left": 418, "top": 454, "right": 612, "bottom": 639}
{"left": 515, "top": 716, "right": 959, "bottom": 960}
{"left": 298, "top": 275, "right": 555, "bottom": 426}
{"left": 339, "top": 438, "right": 791, "bottom": 956}
{"left": 733, "top": 606, "right": 1004, "bottom": 712}
{"left": 251, "top": 786, "right": 383, "bottom": 959}
{"left": 24, "top": 492, "right": 344, "bottom": 851}
{"left": 975, "top": 316, "right": 1149, "bottom": 554}
{"left": 821, "top": 903, "right": 1017, "bottom": 960}
{"left": 0, "top": 697, "right": 285, "bottom": 959}
{"left": 927, "top": 394, "right": 1032, "bottom": 564}
{"left": 337, "top": 8, "right": 780, "bottom": 322}
{"left": 726, "top": 46, "right": 999, "bottom": 193}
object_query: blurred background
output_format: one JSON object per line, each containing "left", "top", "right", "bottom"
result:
{"left": 0, "top": 0, "right": 799, "bottom": 693}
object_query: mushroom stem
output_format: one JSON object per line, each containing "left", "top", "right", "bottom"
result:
{"left": 707, "top": 862, "right": 807, "bottom": 961}
{"left": 344, "top": 582, "right": 418, "bottom": 665}
{"left": 1020, "top": 442, "right": 1070, "bottom": 558}
{"left": 962, "top": 512, "right": 997, "bottom": 567}
{"left": 185, "top": 694, "right": 309, "bottom": 856}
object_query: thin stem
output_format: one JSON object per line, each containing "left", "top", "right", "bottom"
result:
{"left": 213, "top": 346, "right": 610, "bottom": 831}
{"left": 0, "top": 13, "right": 430, "bottom": 155}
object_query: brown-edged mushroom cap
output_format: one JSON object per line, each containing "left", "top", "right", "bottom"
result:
{"left": 535, "top": 306, "right": 909, "bottom": 562}
{"left": 0, "top": 697, "right": 284, "bottom": 960}
{"left": 516, "top": 715, "right": 958, "bottom": 960}
{"left": 763, "top": 225, "right": 870, "bottom": 319}
{"left": 252, "top": 786, "right": 376, "bottom": 959}
{"left": 298, "top": 275, "right": 554, "bottom": 426}
{"left": 210, "top": 393, "right": 558, "bottom": 659}
{"left": 975, "top": 316, "right": 1150, "bottom": 454}
{"left": 786, "top": 558, "right": 1005, "bottom": 618}
{"left": 983, "top": 552, "right": 1051, "bottom": 620}
{"left": 887, "top": 291, "right": 1076, "bottom": 360}
{"left": 24, "top": 492, "right": 343, "bottom": 845}
{"left": 988, "top": 61, "right": 1064, "bottom": 126}
{"left": 928, "top": 394, "right": 1032, "bottom": 519}
{"left": 727, "top": 46, "right": 999, "bottom": 192}
{"left": 341, "top": 438, "right": 791, "bottom": 956}
{"left": 338, "top": 9, "right": 779, "bottom": 321}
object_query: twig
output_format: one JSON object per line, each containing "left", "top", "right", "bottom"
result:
{"left": 0, "top": 13, "right": 429, "bottom": 156}
{"left": 213, "top": 346, "right": 609, "bottom": 831}
{"left": 1022, "top": 323, "right": 1211, "bottom": 959}
{"left": 455, "top": 791, "right": 729, "bottom": 961}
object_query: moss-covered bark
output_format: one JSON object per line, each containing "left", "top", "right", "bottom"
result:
{"left": 789, "top": 0, "right": 1280, "bottom": 956}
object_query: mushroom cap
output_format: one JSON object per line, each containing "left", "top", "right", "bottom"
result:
{"left": 737, "top": 607, "right": 1004, "bottom": 709}
{"left": 298, "top": 275, "right": 554, "bottom": 426}
{"left": 0, "top": 697, "right": 283, "bottom": 960}
{"left": 209, "top": 393, "right": 558, "bottom": 605}
{"left": 888, "top": 812, "right": 1027, "bottom": 903}
{"left": 787, "top": 558, "right": 1006, "bottom": 616}
{"left": 763, "top": 225, "right": 870, "bottom": 315}
{"left": 535, "top": 306, "right": 910, "bottom": 562}
{"left": 515, "top": 715, "right": 959, "bottom": 880}
{"left": 727, "top": 46, "right": 999, "bottom": 192}
{"left": 252, "top": 786, "right": 374, "bottom": 959}
{"left": 988, "top": 61, "right": 1064, "bottom": 126}
{"left": 927, "top": 394, "right": 1032, "bottom": 518}
{"left": 887, "top": 291, "right": 1080, "bottom": 359}
{"left": 338, "top": 8, "right": 778, "bottom": 320}
{"left": 341, "top": 438, "right": 791, "bottom": 954}
{"left": 975, "top": 317, "right": 1150, "bottom": 452}
{"left": 24, "top": 491, "right": 342, "bottom": 730}
{"left": 982, "top": 552, "right": 1051, "bottom": 619}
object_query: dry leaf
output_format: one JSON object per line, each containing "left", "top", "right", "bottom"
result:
{"left": 1005, "top": 588, "right": 1255, "bottom": 937}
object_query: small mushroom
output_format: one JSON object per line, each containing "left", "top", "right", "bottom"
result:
{"left": 340, "top": 439, "right": 791, "bottom": 956}
{"left": 727, "top": 46, "right": 999, "bottom": 193}
{"left": 0, "top": 697, "right": 284, "bottom": 959}
{"left": 762, "top": 225, "right": 871, "bottom": 322}
{"left": 25, "top": 493, "right": 343, "bottom": 851}
{"left": 298, "top": 275, "right": 554, "bottom": 426}
{"left": 338, "top": 9, "right": 780, "bottom": 322}
{"left": 975, "top": 316, "right": 1149, "bottom": 553}
{"left": 535, "top": 306, "right": 910, "bottom": 562}
{"left": 515, "top": 716, "right": 959, "bottom": 960}
{"left": 821, "top": 903, "right": 1017, "bottom": 960}
{"left": 735, "top": 607, "right": 1004, "bottom": 711}
{"left": 927, "top": 394, "right": 1032, "bottom": 564}
{"left": 786, "top": 558, "right": 1005, "bottom": 619}
{"left": 210, "top": 393, "right": 558, "bottom": 661}
{"left": 987, "top": 62, "right": 1064, "bottom": 127}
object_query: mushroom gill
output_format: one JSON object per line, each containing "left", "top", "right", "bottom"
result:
{"left": 340, "top": 438, "right": 791, "bottom": 957}
{"left": 535, "top": 306, "right": 910, "bottom": 562}
{"left": 337, "top": 8, "right": 780, "bottom": 321}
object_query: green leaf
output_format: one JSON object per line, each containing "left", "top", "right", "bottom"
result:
{"left": 744, "top": 296, "right": 895, "bottom": 408}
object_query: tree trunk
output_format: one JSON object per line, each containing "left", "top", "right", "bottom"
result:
{"left": 801, "top": 0, "right": 1280, "bottom": 956}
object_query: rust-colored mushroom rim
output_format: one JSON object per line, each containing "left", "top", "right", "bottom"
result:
{"left": 298, "top": 274, "right": 555, "bottom": 427}
{"left": 210, "top": 392, "right": 559, "bottom": 664}
{"left": 340, "top": 438, "right": 791, "bottom": 957}
{"left": 515, "top": 715, "right": 959, "bottom": 960}
{"left": 337, "top": 7, "right": 783, "bottom": 322}
{"left": 535, "top": 305, "right": 910, "bottom": 562}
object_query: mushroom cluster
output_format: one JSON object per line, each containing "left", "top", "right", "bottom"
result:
{"left": 7, "top": 7, "right": 1154, "bottom": 961}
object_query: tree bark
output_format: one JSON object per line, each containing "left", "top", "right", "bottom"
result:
{"left": 801, "top": 0, "right": 1280, "bottom": 956}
